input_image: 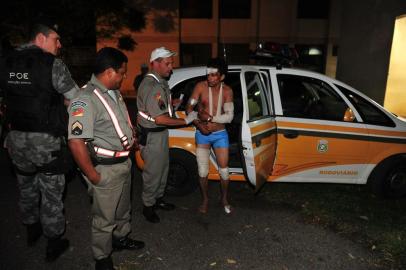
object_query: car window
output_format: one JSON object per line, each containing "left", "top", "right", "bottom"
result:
{"left": 277, "top": 74, "right": 349, "bottom": 121}
{"left": 244, "top": 71, "right": 269, "bottom": 121}
{"left": 335, "top": 84, "right": 396, "bottom": 127}
{"left": 170, "top": 75, "right": 206, "bottom": 111}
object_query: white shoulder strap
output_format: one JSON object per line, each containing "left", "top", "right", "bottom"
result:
{"left": 145, "top": 73, "right": 172, "bottom": 117}
{"left": 146, "top": 73, "right": 159, "bottom": 82}
{"left": 216, "top": 83, "right": 223, "bottom": 117}
{"left": 209, "top": 87, "right": 213, "bottom": 116}
{"left": 93, "top": 89, "right": 132, "bottom": 150}
{"left": 208, "top": 83, "right": 223, "bottom": 117}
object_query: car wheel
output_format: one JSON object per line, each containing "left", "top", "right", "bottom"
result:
{"left": 165, "top": 148, "right": 199, "bottom": 196}
{"left": 368, "top": 156, "right": 406, "bottom": 199}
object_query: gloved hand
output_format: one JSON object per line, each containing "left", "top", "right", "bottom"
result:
{"left": 184, "top": 111, "right": 198, "bottom": 125}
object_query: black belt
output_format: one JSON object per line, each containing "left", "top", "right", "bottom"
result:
{"left": 140, "top": 126, "right": 167, "bottom": 132}
{"left": 93, "top": 156, "right": 129, "bottom": 165}
{"left": 137, "top": 125, "right": 166, "bottom": 146}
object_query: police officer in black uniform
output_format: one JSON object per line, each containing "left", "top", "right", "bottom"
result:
{"left": 0, "top": 21, "right": 79, "bottom": 261}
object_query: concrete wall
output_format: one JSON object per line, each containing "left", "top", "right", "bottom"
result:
{"left": 336, "top": 0, "right": 406, "bottom": 104}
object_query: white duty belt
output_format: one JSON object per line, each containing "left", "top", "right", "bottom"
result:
{"left": 91, "top": 88, "right": 133, "bottom": 157}
{"left": 92, "top": 146, "right": 130, "bottom": 158}
{"left": 138, "top": 73, "right": 172, "bottom": 122}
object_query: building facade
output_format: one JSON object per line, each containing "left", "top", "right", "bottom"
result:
{"left": 98, "top": 0, "right": 340, "bottom": 94}
{"left": 98, "top": 0, "right": 405, "bottom": 117}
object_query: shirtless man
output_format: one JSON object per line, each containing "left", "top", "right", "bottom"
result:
{"left": 186, "top": 58, "right": 234, "bottom": 214}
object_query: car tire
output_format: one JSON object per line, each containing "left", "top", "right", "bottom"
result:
{"left": 165, "top": 148, "right": 199, "bottom": 196}
{"left": 368, "top": 155, "right": 406, "bottom": 199}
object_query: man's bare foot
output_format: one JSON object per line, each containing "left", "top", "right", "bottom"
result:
{"left": 222, "top": 199, "right": 233, "bottom": 214}
{"left": 198, "top": 201, "right": 208, "bottom": 214}
{"left": 223, "top": 204, "right": 233, "bottom": 214}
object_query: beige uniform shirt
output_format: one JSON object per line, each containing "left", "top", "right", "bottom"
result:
{"left": 67, "top": 75, "right": 134, "bottom": 152}
{"left": 137, "top": 72, "right": 172, "bottom": 128}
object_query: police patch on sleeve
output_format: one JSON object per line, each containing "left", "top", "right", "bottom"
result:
{"left": 70, "top": 100, "right": 87, "bottom": 117}
{"left": 71, "top": 100, "right": 87, "bottom": 109}
{"left": 71, "top": 121, "right": 83, "bottom": 135}
{"left": 71, "top": 107, "right": 84, "bottom": 117}
{"left": 158, "top": 99, "right": 166, "bottom": 110}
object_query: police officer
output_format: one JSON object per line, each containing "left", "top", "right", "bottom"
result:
{"left": 68, "top": 47, "right": 144, "bottom": 270}
{"left": 0, "top": 22, "right": 78, "bottom": 261}
{"left": 137, "top": 47, "right": 197, "bottom": 223}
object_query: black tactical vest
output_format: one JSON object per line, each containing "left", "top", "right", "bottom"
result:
{"left": 0, "top": 47, "right": 67, "bottom": 136}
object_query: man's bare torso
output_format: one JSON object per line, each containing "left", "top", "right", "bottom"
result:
{"left": 195, "top": 80, "right": 231, "bottom": 132}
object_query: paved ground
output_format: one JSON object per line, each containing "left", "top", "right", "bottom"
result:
{"left": 0, "top": 147, "right": 384, "bottom": 270}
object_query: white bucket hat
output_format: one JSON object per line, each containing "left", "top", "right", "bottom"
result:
{"left": 150, "top": 47, "right": 177, "bottom": 62}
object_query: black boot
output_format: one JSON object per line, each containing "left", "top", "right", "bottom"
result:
{"left": 155, "top": 198, "right": 176, "bottom": 211}
{"left": 113, "top": 236, "right": 145, "bottom": 251}
{"left": 46, "top": 237, "right": 70, "bottom": 262}
{"left": 95, "top": 256, "right": 114, "bottom": 270}
{"left": 143, "top": 205, "right": 160, "bottom": 223}
{"left": 26, "top": 222, "right": 42, "bottom": 246}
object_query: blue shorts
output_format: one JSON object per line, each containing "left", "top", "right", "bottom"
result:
{"left": 195, "top": 129, "right": 229, "bottom": 148}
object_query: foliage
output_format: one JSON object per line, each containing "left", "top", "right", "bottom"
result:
{"left": 118, "top": 35, "right": 137, "bottom": 51}
{"left": 0, "top": 0, "right": 178, "bottom": 51}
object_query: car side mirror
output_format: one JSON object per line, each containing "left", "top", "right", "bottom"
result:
{"left": 343, "top": 107, "right": 355, "bottom": 122}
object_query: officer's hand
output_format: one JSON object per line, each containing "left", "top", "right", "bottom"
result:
{"left": 185, "top": 111, "right": 198, "bottom": 125}
{"left": 88, "top": 172, "right": 101, "bottom": 185}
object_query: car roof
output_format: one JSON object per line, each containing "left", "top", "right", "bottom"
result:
{"left": 168, "top": 65, "right": 406, "bottom": 127}
{"left": 169, "top": 64, "right": 340, "bottom": 88}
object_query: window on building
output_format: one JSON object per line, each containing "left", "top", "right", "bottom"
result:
{"left": 297, "top": 0, "right": 330, "bottom": 19}
{"left": 180, "top": 0, "right": 212, "bottom": 18}
{"left": 219, "top": 43, "right": 250, "bottom": 64}
{"left": 180, "top": 43, "right": 212, "bottom": 66}
{"left": 277, "top": 74, "right": 349, "bottom": 121}
{"left": 220, "top": 0, "right": 251, "bottom": 19}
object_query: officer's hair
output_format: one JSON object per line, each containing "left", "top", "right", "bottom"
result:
{"left": 94, "top": 47, "right": 128, "bottom": 75}
{"left": 29, "top": 24, "right": 58, "bottom": 41}
{"left": 207, "top": 57, "right": 228, "bottom": 76}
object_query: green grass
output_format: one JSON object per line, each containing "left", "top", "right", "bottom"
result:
{"left": 262, "top": 183, "right": 406, "bottom": 269}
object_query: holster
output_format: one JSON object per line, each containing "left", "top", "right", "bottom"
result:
{"left": 37, "top": 139, "right": 75, "bottom": 175}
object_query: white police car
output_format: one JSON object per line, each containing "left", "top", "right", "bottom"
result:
{"left": 136, "top": 65, "right": 406, "bottom": 198}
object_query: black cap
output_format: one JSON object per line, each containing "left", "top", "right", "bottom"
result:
{"left": 29, "top": 17, "right": 59, "bottom": 40}
{"left": 38, "top": 15, "right": 59, "bottom": 29}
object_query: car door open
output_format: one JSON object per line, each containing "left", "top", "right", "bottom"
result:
{"left": 240, "top": 67, "right": 277, "bottom": 191}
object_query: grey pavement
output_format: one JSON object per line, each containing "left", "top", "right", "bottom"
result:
{"left": 0, "top": 147, "right": 383, "bottom": 270}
